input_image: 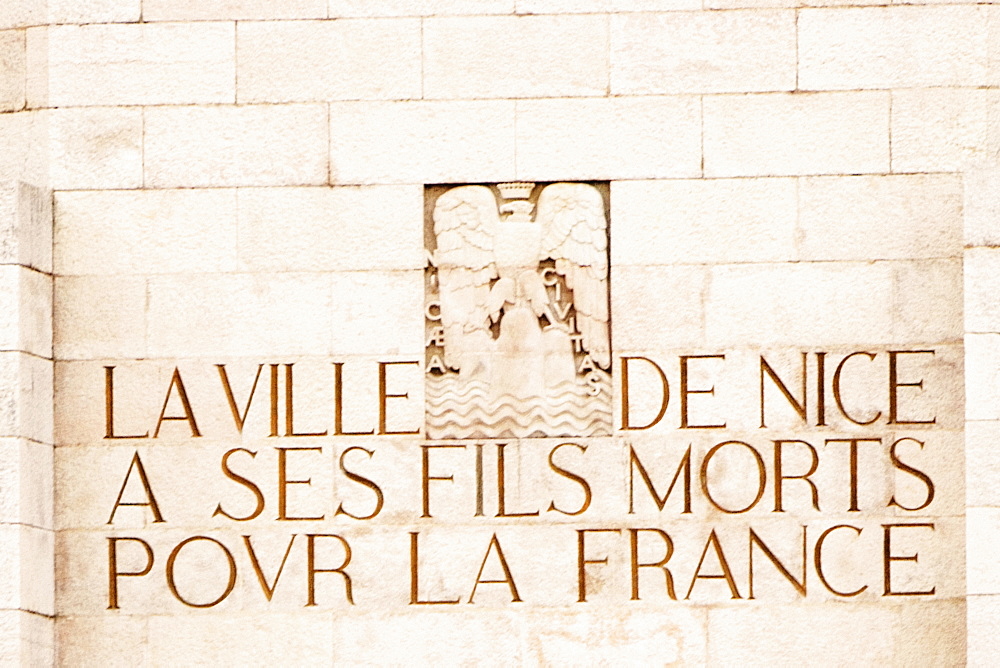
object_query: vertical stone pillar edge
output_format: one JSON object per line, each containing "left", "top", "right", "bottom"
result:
{"left": 0, "top": 182, "right": 54, "bottom": 665}
{"left": 964, "top": 167, "right": 1000, "bottom": 667}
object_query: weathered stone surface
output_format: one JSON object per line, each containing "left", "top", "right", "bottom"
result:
{"left": 38, "top": 22, "right": 235, "bottom": 107}
{"left": 0, "top": 30, "right": 25, "bottom": 112}
{"left": 797, "top": 174, "right": 963, "bottom": 262}
{"left": 145, "top": 104, "right": 329, "bottom": 188}
{"left": 612, "top": 10, "right": 795, "bottom": 94}
{"left": 799, "top": 6, "right": 998, "bottom": 90}
{"left": 611, "top": 178, "right": 797, "bottom": 265}
{"left": 891, "top": 88, "right": 1000, "bottom": 173}
{"left": 236, "top": 186, "right": 424, "bottom": 272}
{"left": 237, "top": 19, "right": 421, "bottom": 103}
{"left": 516, "top": 96, "right": 701, "bottom": 180}
{"left": 145, "top": 0, "right": 325, "bottom": 21}
{"left": 424, "top": 15, "right": 608, "bottom": 99}
{"left": 704, "top": 92, "right": 890, "bottom": 177}
{"left": 329, "top": 100, "right": 515, "bottom": 184}
{"left": 48, "top": 107, "right": 142, "bottom": 189}
{"left": 0, "top": 264, "right": 51, "bottom": 358}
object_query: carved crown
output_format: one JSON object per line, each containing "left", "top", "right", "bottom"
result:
{"left": 497, "top": 182, "right": 535, "bottom": 200}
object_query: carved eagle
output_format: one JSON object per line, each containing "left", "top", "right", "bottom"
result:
{"left": 431, "top": 183, "right": 610, "bottom": 373}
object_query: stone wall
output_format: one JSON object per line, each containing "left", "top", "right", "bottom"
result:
{"left": 0, "top": 0, "right": 997, "bottom": 664}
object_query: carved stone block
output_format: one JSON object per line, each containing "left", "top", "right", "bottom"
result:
{"left": 424, "top": 182, "right": 611, "bottom": 439}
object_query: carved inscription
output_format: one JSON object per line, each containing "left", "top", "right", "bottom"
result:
{"left": 95, "top": 348, "right": 955, "bottom": 610}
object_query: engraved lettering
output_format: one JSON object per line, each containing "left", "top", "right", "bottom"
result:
{"left": 107, "top": 451, "right": 165, "bottom": 524}
{"left": 107, "top": 537, "right": 154, "bottom": 610}
{"left": 104, "top": 366, "right": 148, "bottom": 440}
{"left": 213, "top": 448, "right": 265, "bottom": 522}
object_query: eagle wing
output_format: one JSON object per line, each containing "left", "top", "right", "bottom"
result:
{"left": 432, "top": 185, "right": 498, "bottom": 371}
{"left": 537, "top": 183, "right": 610, "bottom": 369}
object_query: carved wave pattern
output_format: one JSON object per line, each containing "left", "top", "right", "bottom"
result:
{"left": 425, "top": 375, "right": 612, "bottom": 439}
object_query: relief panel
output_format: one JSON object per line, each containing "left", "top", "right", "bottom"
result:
{"left": 424, "top": 182, "right": 611, "bottom": 439}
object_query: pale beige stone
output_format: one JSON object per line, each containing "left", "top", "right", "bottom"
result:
{"left": 328, "top": 437, "right": 426, "bottom": 523}
{"left": 0, "top": 0, "right": 43, "bottom": 30}
{"left": 0, "top": 265, "right": 51, "bottom": 358}
{"left": 799, "top": 6, "right": 996, "bottom": 90}
{"left": 149, "top": 614, "right": 333, "bottom": 664}
{"left": 518, "top": 0, "right": 703, "bottom": 11}
{"left": 57, "top": 616, "right": 147, "bottom": 667}
{"left": 969, "top": 595, "right": 1000, "bottom": 666}
{"left": 4, "top": 0, "right": 983, "bottom": 659}
{"left": 0, "top": 525, "right": 53, "bottom": 615}
{"left": 967, "top": 248, "right": 1000, "bottom": 334}
{"left": 237, "top": 19, "right": 421, "bottom": 104}
{"left": 144, "top": 270, "right": 421, "bottom": 358}
{"left": 56, "top": 438, "right": 427, "bottom": 531}
{"left": 47, "top": 0, "right": 140, "bottom": 24}
{"left": 56, "top": 442, "right": 239, "bottom": 530}
{"left": 22, "top": 25, "right": 44, "bottom": 108}
{"left": 55, "top": 189, "right": 237, "bottom": 276}
{"left": 53, "top": 276, "right": 147, "bottom": 360}
{"left": 967, "top": 334, "right": 1000, "bottom": 421}
{"left": 48, "top": 107, "right": 142, "bottom": 190}
{"left": 55, "top": 360, "right": 148, "bottom": 447}
{"left": 617, "top": 345, "right": 965, "bottom": 437}
{"left": 0, "top": 181, "right": 51, "bottom": 273}
{"left": 704, "top": 92, "right": 890, "bottom": 177}
{"left": 62, "top": 360, "right": 415, "bottom": 448}
{"left": 611, "top": 265, "right": 706, "bottom": 351}
{"left": 611, "top": 178, "right": 797, "bottom": 265}
{"left": 708, "top": 0, "right": 882, "bottom": 7}
{"left": 0, "top": 611, "right": 52, "bottom": 667}
{"left": 516, "top": 0, "right": 609, "bottom": 11}
{"left": 611, "top": 10, "right": 795, "bottom": 95}
{"left": 0, "top": 111, "right": 48, "bottom": 186}
{"left": 895, "top": 600, "right": 966, "bottom": 667}
{"left": 708, "top": 604, "right": 895, "bottom": 664}
{"left": 965, "top": 169, "right": 1000, "bottom": 249}
{"left": 0, "top": 438, "right": 52, "bottom": 529}
{"left": 146, "top": 273, "right": 332, "bottom": 358}
{"left": 525, "top": 609, "right": 707, "bottom": 664}
{"left": 144, "top": 0, "right": 326, "bottom": 20}
{"left": 329, "top": 100, "right": 515, "bottom": 185}
{"left": 0, "top": 30, "right": 25, "bottom": 112}
{"left": 806, "top": 424, "right": 894, "bottom": 512}
{"left": 967, "top": 421, "right": 1000, "bottom": 507}
{"left": 887, "top": 430, "right": 963, "bottom": 517}
{"left": 0, "top": 351, "right": 52, "bottom": 443}
{"left": 55, "top": 355, "right": 242, "bottom": 448}
{"left": 331, "top": 611, "right": 520, "bottom": 663}
{"left": 968, "top": 507, "right": 1000, "bottom": 594}
{"left": 56, "top": 528, "right": 206, "bottom": 615}
{"left": 40, "top": 23, "right": 235, "bottom": 107}
{"left": 507, "top": 437, "right": 627, "bottom": 524}
{"left": 705, "top": 262, "right": 893, "bottom": 346}
{"left": 424, "top": 15, "right": 608, "bottom": 99}
{"left": 911, "top": 343, "right": 970, "bottom": 432}
{"left": 236, "top": 186, "right": 423, "bottom": 272}
{"left": 515, "top": 96, "right": 701, "bottom": 180}
{"left": 329, "top": 0, "right": 515, "bottom": 17}
{"left": 893, "top": 259, "right": 964, "bottom": 344}
{"left": 614, "top": 0, "right": 703, "bottom": 6}
{"left": 328, "top": 271, "right": 424, "bottom": 356}
{"left": 798, "top": 174, "right": 963, "bottom": 262}
{"left": 891, "top": 88, "right": 1000, "bottom": 173}
{"left": 145, "top": 104, "right": 328, "bottom": 188}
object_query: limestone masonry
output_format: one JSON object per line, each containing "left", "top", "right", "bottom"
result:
{"left": 1, "top": 0, "right": 999, "bottom": 665}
